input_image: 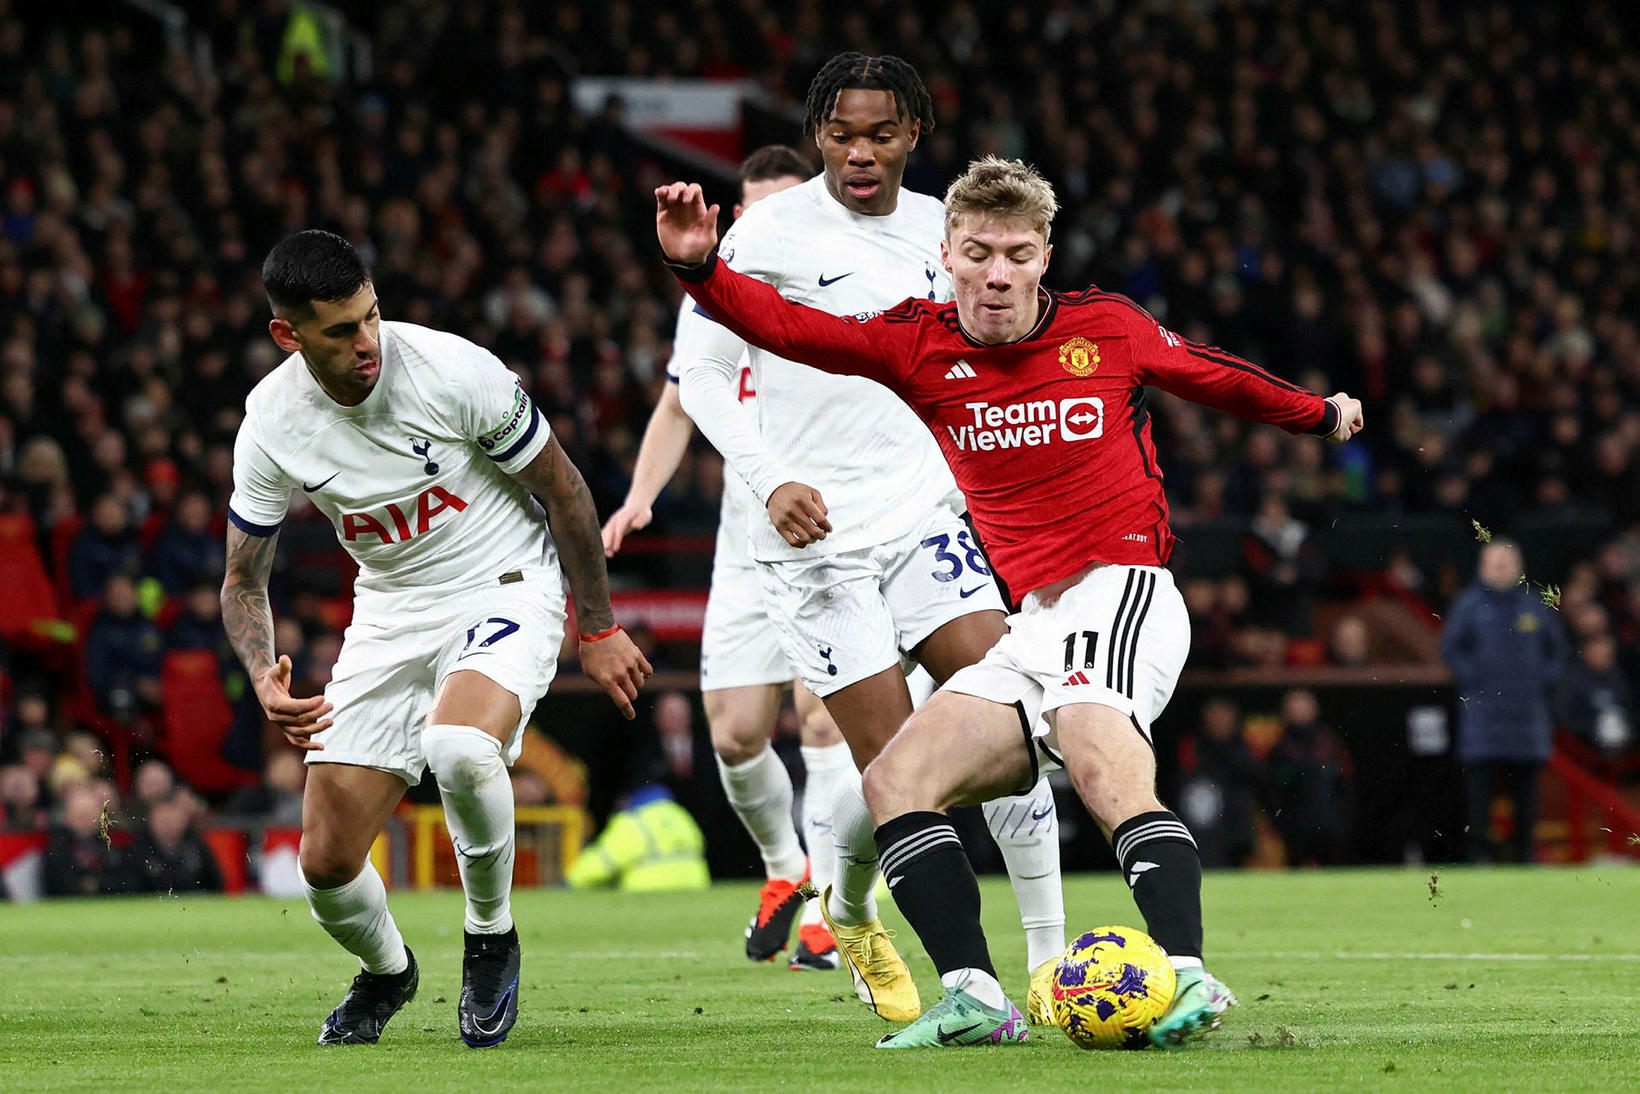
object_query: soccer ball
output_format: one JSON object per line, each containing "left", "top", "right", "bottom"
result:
{"left": 1051, "top": 925, "right": 1177, "bottom": 1049}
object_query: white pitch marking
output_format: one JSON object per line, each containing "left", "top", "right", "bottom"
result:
{"left": 1229, "top": 951, "right": 1640, "bottom": 962}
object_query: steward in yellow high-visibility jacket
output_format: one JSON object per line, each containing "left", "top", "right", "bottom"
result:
{"left": 565, "top": 786, "right": 710, "bottom": 891}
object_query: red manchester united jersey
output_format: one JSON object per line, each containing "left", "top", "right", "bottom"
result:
{"left": 676, "top": 255, "right": 1336, "bottom": 598}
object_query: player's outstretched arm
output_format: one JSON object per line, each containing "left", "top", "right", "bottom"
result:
{"left": 221, "top": 525, "right": 334, "bottom": 749}
{"left": 1135, "top": 316, "right": 1365, "bottom": 441}
{"left": 512, "top": 434, "right": 654, "bottom": 719}
{"left": 602, "top": 382, "right": 693, "bottom": 556}
{"left": 654, "top": 182, "right": 900, "bottom": 386}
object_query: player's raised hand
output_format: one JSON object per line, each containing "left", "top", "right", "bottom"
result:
{"left": 655, "top": 182, "right": 720, "bottom": 265}
{"left": 253, "top": 654, "right": 334, "bottom": 751}
{"left": 601, "top": 500, "right": 653, "bottom": 557}
{"left": 1325, "top": 392, "right": 1365, "bottom": 443}
{"left": 767, "top": 481, "right": 832, "bottom": 547}
{"left": 581, "top": 628, "right": 654, "bottom": 720}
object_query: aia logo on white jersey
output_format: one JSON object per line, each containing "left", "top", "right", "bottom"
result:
{"left": 341, "top": 486, "right": 468, "bottom": 544}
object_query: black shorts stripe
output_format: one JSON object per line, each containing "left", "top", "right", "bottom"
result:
{"left": 1123, "top": 572, "right": 1158, "bottom": 701}
{"left": 1110, "top": 569, "right": 1152, "bottom": 698}
{"left": 1037, "top": 739, "right": 1065, "bottom": 771}
{"left": 1104, "top": 569, "right": 1139, "bottom": 691}
{"left": 1109, "top": 569, "right": 1155, "bottom": 699}
{"left": 1013, "top": 700, "right": 1039, "bottom": 796}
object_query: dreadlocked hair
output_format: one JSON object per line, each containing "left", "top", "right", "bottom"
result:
{"left": 802, "top": 52, "right": 935, "bottom": 137}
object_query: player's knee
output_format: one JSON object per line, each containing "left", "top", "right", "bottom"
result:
{"left": 299, "top": 836, "right": 365, "bottom": 891}
{"left": 423, "top": 723, "right": 505, "bottom": 795}
{"left": 1075, "top": 773, "right": 1162, "bottom": 834}
{"left": 709, "top": 730, "right": 768, "bottom": 766}
{"left": 861, "top": 749, "right": 929, "bottom": 819}
{"left": 705, "top": 704, "right": 770, "bottom": 765}
{"left": 796, "top": 707, "right": 843, "bottom": 748}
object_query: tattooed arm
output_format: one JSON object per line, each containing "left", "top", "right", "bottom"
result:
{"left": 221, "top": 525, "right": 334, "bottom": 749}
{"left": 510, "top": 433, "right": 653, "bottom": 718}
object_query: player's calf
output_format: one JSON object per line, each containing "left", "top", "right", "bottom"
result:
{"left": 424, "top": 723, "right": 517, "bottom": 934}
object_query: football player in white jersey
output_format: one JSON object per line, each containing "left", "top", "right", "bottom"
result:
{"left": 603, "top": 146, "right": 851, "bottom": 972}
{"left": 222, "top": 231, "right": 651, "bottom": 1048}
{"left": 673, "top": 54, "right": 1066, "bottom": 1026}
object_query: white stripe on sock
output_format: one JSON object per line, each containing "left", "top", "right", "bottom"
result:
{"left": 880, "top": 829, "right": 962, "bottom": 881}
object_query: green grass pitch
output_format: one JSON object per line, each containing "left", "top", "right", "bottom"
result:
{"left": 2, "top": 867, "right": 1636, "bottom": 1092}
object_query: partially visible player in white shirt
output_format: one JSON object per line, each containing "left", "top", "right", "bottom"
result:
{"left": 603, "top": 145, "right": 852, "bottom": 973}
{"left": 222, "top": 230, "right": 650, "bottom": 1049}
{"left": 673, "top": 53, "right": 1065, "bottom": 1027}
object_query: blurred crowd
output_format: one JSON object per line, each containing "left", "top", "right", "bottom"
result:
{"left": 4, "top": 0, "right": 1640, "bottom": 867}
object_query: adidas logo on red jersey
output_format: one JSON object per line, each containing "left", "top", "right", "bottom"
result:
{"left": 944, "top": 360, "right": 977, "bottom": 380}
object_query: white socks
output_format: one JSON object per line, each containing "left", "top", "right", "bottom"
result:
{"left": 424, "top": 723, "right": 516, "bottom": 935}
{"left": 826, "top": 764, "right": 880, "bottom": 926}
{"left": 944, "top": 967, "right": 1008, "bottom": 1011}
{"left": 715, "top": 745, "right": 807, "bottom": 882}
{"left": 984, "top": 776, "right": 1067, "bottom": 971}
{"left": 304, "top": 861, "right": 409, "bottom": 975}
{"left": 799, "top": 742, "right": 851, "bottom": 926}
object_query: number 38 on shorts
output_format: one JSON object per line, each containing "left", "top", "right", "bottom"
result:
{"left": 921, "top": 529, "right": 992, "bottom": 583}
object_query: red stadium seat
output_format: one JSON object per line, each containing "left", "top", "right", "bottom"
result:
{"left": 202, "top": 828, "right": 249, "bottom": 893}
{"left": 159, "top": 649, "right": 258, "bottom": 794}
{"left": 0, "top": 512, "right": 62, "bottom": 647}
{"left": 48, "top": 512, "right": 84, "bottom": 610}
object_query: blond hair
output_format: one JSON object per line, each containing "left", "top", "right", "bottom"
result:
{"left": 943, "top": 156, "right": 1059, "bottom": 240}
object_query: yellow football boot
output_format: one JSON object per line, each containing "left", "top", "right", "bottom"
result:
{"left": 1026, "top": 958, "right": 1057, "bottom": 1026}
{"left": 818, "top": 885, "right": 921, "bottom": 1022}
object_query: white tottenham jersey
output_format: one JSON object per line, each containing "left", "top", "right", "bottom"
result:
{"left": 676, "top": 175, "right": 963, "bottom": 562}
{"left": 668, "top": 298, "right": 757, "bottom": 564}
{"left": 228, "top": 321, "right": 558, "bottom": 615}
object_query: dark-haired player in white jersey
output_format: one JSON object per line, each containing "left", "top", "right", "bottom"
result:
{"left": 604, "top": 145, "right": 849, "bottom": 972}
{"left": 674, "top": 54, "right": 1065, "bottom": 1026}
{"left": 223, "top": 230, "right": 650, "bottom": 1048}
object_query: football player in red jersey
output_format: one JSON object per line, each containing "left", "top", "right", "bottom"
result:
{"left": 656, "top": 156, "right": 1364, "bottom": 1049}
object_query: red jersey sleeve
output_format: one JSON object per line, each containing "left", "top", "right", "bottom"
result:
{"left": 672, "top": 254, "right": 915, "bottom": 390}
{"left": 1125, "top": 307, "right": 1338, "bottom": 436}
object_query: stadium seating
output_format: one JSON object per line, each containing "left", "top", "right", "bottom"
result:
{"left": 159, "top": 650, "right": 257, "bottom": 795}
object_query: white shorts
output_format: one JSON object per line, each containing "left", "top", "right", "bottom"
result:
{"left": 699, "top": 542, "right": 793, "bottom": 692}
{"left": 942, "top": 564, "right": 1189, "bottom": 770}
{"left": 758, "top": 507, "right": 1008, "bottom": 698}
{"left": 308, "top": 571, "right": 567, "bottom": 785}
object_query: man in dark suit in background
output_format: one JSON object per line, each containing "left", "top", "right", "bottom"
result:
{"left": 1440, "top": 540, "right": 1568, "bottom": 863}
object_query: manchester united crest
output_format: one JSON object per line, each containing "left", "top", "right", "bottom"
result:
{"left": 1059, "top": 336, "right": 1100, "bottom": 377}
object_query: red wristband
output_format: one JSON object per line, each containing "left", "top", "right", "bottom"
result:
{"left": 580, "top": 624, "right": 623, "bottom": 643}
